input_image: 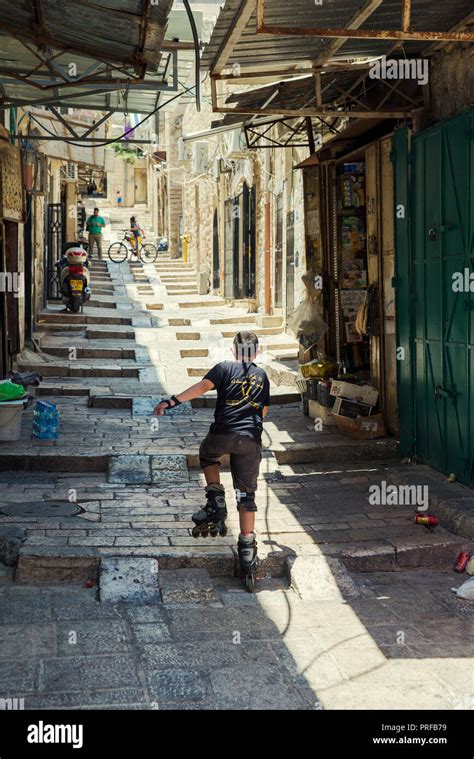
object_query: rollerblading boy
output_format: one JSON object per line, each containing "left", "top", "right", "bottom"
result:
{"left": 154, "top": 332, "right": 270, "bottom": 591}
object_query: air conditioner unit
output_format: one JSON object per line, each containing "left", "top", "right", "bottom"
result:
{"left": 177, "top": 138, "right": 185, "bottom": 161}
{"left": 192, "top": 141, "right": 209, "bottom": 173}
{"left": 222, "top": 128, "right": 247, "bottom": 159}
{"left": 65, "top": 162, "right": 78, "bottom": 181}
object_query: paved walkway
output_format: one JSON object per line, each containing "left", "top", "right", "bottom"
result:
{"left": 1, "top": 568, "right": 473, "bottom": 709}
{"left": 1, "top": 255, "right": 474, "bottom": 709}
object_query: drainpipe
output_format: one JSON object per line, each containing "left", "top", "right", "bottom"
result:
{"left": 264, "top": 191, "right": 271, "bottom": 314}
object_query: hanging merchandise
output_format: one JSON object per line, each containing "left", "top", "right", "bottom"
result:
{"left": 288, "top": 296, "right": 328, "bottom": 352}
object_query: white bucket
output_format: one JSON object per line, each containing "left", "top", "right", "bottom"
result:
{"left": 0, "top": 400, "right": 25, "bottom": 441}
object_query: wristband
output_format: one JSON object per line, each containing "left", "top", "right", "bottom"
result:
{"left": 170, "top": 395, "right": 182, "bottom": 407}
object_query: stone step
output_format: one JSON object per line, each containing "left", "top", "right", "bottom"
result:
{"left": 12, "top": 510, "right": 463, "bottom": 584}
{"left": 14, "top": 543, "right": 290, "bottom": 583}
{"left": 17, "top": 361, "right": 139, "bottom": 378}
{"left": 38, "top": 313, "right": 132, "bottom": 326}
{"left": 221, "top": 326, "right": 284, "bottom": 337}
{"left": 256, "top": 315, "right": 284, "bottom": 327}
{"left": 166, "top": 286, "right": 199, "bottom": 292}
{"left": 175, "top": 332, "right": 200, "bottom": 340}
{"left": 36, "top": 385, "right": 95, "bottom": 397}
{"left": 154, "top": 266, "right": 195, "bottom": 272}
{"left": 36, "top": 322, "right": 90, "bottom": 333}
{"left": 87, "top": 300, "right": 117, "bottom": 309}
{"left": 272, "top": 437, "right": 399, "bottom": 465}
{"left": 210, "top": 315, "right": 257, "bottom": 325}
{"left": 179, "top": 300, "right": 227, "bottom": 309}
{"left": 334, "top": 533, "right": 465, "bottom": 573}
{"left": 40, "top": 346, "right": 136, "bottom": 360}
{"left": 265, "top": 359, "right": 299, "bottom": 388}
{"left": 86, "top": 328, "right": 135, "bottom": 340}
{"left": 168, "top": 318, "right": 191, "bottom": 327}
{"left": 159, "top": 275, "right": 196, "bottom": 282}
{"left": 265, "top": 341, "right": 300, "bottom": 351}
{"left": 180, "top": 348, "right": 208, "bottom": 358}
{"left": 167, "top": 289, "right": 199, "bottom": 296}
{"left": 268, "top": 348, "right": 299, "bottom": 361}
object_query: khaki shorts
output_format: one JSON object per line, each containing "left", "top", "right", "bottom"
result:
{"left": 199, "top": 432, "right": 262, "bottom": 508}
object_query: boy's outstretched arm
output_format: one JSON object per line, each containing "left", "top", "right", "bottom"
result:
{"left": 153, "top": 378, "right": 215, "bottom": 416}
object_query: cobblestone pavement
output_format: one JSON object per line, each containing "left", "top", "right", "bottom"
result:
{"left": 1, "top": 568, "right": 473, "bottom": 710}
{"left": 1, "top": 257, "right": 474, "bottom": 710}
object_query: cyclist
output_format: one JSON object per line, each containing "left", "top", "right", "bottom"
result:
{"left": 130, "top": 216, "right": 142, "bottom": 261}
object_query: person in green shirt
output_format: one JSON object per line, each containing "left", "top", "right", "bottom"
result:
{"left": 86, "top": 207, "right": 106, "bottom": 259}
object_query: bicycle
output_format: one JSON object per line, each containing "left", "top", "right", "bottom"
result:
{"left": 107, "top": 229, "right": 158, "bottom": 264}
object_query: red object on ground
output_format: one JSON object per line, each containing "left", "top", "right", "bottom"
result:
{"left": 454, "top": 551, "right": 470, "bottom": 573}
{"left": 414, "top": 514, "right": 439, "bottom": 527}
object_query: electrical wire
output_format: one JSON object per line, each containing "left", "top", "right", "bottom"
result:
{"left": 24, "top": 85, "right": 195, "bottom": 149}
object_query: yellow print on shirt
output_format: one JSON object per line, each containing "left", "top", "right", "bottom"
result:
{"left": 226, "top": 376, "right": 263, "bottom": 410}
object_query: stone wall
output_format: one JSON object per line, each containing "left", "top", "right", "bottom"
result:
{"left": 428, "top": 45, "right": 473, "bottom": 122}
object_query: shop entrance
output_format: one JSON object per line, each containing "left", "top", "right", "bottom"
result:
{"left": 335, "top": 159, "right": 370, "bottom": 378}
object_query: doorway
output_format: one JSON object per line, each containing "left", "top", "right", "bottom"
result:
{"left": 242, "top": 183, "right": 256, "bottom": 298}
{"left": 46, "top": 203, "right": 64, "bottom": 301}
{"left": 395, "top": 108, "right": 474, "bottom": 485}
{"left": 212, "top": 209, "right": 220, "bottom": 291}
{"left": 286, "top": 210, "right": 295, "bottom": 319}
{"left": 134, "top": 169, "right": 147, "bottom": 204}
{"left": 274, "top": 193, "right": 283, "bottom": 307}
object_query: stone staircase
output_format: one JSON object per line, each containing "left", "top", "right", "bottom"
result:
{"left": 83, "top": 198, "right": 155, "bottom": 244}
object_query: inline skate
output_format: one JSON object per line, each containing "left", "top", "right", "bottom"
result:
{"left": 191, "top": 483, "right": 228, "bottom": 538}
{"left": 237, "top": 532, "right": 259, "bottom": 592}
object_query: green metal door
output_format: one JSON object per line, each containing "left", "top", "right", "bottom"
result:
{"left": 395, "top": 108, "right": 474, "bottom": 485}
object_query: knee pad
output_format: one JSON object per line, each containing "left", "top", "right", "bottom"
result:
{"left": 236, "top": 492, "right": 257, "bottom": 512}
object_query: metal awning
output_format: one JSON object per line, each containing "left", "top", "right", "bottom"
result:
{"left": 202, "top": 0, "right": 473, "bottom": 123}
{"left": 0, "top": 1, "right": 202, "bottom": 118}
{"left": 202, "top": 0, "right": 474, "bottom": 74}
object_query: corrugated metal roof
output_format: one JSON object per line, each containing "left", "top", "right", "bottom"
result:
{"left": 201, "top": 0, "right": 473, "bottom": 70}
{"left": 223, "top": 65, "right": 421, "bottom": 113}
{"left": 0, "top": 0, "right": 198, "bottom": 115}
{"left": 0, "top": 0, "right": 172, "bottom": 69}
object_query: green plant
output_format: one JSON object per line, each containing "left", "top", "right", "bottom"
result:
{"left": 108, "top": 143, "right": 145, "bottom": 164}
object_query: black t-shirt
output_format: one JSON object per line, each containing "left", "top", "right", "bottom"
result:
{"left": 204, "top": 361, "right": 270, "bottom": 443}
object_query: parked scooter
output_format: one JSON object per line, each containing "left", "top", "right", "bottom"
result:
{"left": 56, "top": 242, "right": 91, "bottom": 313}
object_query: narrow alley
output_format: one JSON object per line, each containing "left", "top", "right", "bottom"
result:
{"left": 0, "top": 0, "right": 473, "bottom": 735}
{"left": 1, "top": 248, "right": 474, "bottom": 710}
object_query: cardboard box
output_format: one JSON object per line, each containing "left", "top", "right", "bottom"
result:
{"left": 330, "top": 380, "right": 379, "bottom": 407}
{"left": 332, "top": 396, "right": 373, "bottom": 418}
{"left": 334, "top": 412, "right": 386, "bottom": 440}
{"left": 308, "top": 399, "right": 337, "bottom": 426}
